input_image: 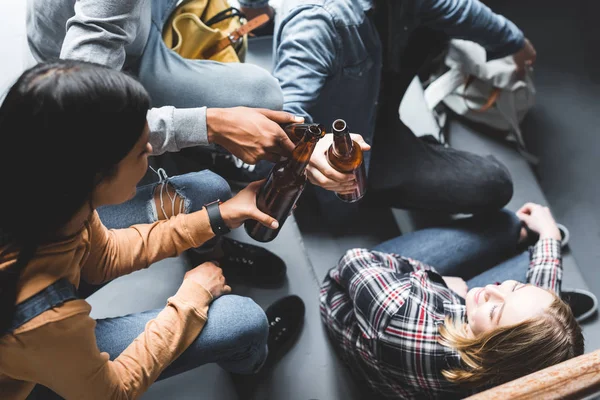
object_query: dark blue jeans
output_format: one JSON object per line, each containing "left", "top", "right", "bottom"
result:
{"left": 373, "top": 209, "right": 529, "bottom": 288}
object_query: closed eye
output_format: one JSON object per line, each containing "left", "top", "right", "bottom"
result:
{"left": 489, "top": 304, "right": 498, "bottom": 320}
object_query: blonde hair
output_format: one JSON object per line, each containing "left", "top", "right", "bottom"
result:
{"left": 439, "top": 293, "right": 584, "bottom": 389}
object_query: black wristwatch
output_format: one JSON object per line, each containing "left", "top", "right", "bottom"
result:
{"left": 204, "top": 200, "right": 231, "bottom": 235}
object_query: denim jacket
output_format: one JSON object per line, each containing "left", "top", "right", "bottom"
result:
{"left": 272, "top": 0, "right": 524, "bottom": 143}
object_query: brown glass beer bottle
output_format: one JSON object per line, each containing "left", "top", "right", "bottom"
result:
{"left": 245, "top": 123, "right": 325, "bottom": 242}
{"left": 326, "top": 119, "right": 367, "bottom": 203}
{"left": 282, "top": 122, "right": 324, "bottom": 144}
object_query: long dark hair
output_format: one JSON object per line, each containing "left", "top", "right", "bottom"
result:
{"left": 0, "top": 60, "right": 150, "bottom": 333}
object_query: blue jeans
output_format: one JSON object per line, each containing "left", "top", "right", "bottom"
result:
{"left": 96, "top": 295, "right": 269, "bottom": 378}
{"left": 97, "top": 169, "right": 231, "bottom": 229}
{"left": 373, "top": 209, "right": 529, "bottom": 288}
{"left": 28, "top": 295, "right": 268, "bottom": 399}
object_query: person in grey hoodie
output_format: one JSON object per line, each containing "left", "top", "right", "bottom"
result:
{"left": 27, "top": 0, "right": 301, "bottom": 171}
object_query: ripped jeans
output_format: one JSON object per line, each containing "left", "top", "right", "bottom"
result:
{"left": 97, "top": 168, "right": 232, "bottom": 230}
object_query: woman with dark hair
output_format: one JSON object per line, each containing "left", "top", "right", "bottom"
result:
{"left": 0, "top": 60, "right": 304, "bottom": 399}
{"left": 320, "top": 204, "right": 584, "bottom": 399}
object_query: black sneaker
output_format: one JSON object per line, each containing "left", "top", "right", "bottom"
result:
{"left": 562, "top": 288, "right": 598, "bottom": 323}
{"left": 264, "top": 295, "right": 305, "bottom": 367}
{"left": 218, "top": 237, "right": 287, "bottom": 286}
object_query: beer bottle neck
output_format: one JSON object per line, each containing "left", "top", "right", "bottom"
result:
{"left": 332, "top": 130, "right": 354, "bottom": 157}
{"left": 287, "top": 135, "right": 319, "bottom": 176}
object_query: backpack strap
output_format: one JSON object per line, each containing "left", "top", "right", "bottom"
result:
{"left": 5, "top": 278, "right": 78, "bottom": 334}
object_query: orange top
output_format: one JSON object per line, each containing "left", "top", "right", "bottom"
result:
{"left": 0, "top": 210, "right": 215, "bottom": 399}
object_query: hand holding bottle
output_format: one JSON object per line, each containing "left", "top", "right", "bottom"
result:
{"left": 306, "top": 133, "right": 370, "bottom": 194}
{"left": 219, "top": 180, "right": 279, "bottom": 230}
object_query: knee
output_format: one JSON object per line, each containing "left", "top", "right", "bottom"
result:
{"left": 233, "top": 64, "right": 283, "bottom": 111}
{"left": 478, "top": 155, "right": 514, "bottom": 210}
{"left": 171, "top": 170, "right": 232, "bottom": 213}
{"left": 211, "top": 295, "right": 269, "bottom": 348}
{"left": 196, "top": 170, "right": 233, "bottom": 202}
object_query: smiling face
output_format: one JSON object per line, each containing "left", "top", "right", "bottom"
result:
{"left": 464, "top": 280, "right": 555, "bottom": 337}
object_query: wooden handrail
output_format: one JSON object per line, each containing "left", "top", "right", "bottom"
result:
{"left": 464, "top": 349, "right": 600, "bottom": 400}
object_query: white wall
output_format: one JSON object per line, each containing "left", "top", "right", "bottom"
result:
{"left": 0, "top": 0, "right": 34, "bottom": 98}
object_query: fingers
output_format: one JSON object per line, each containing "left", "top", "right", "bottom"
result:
{"left": 199, "top": 261, "right": 220, "bottom": 268}
{"left": 517, "top": 202, "right": 540, "bottom": 215}
{"left": 257, "top": 109, "right": 304, "bottom": 124}
{"left": 349, "top": 133, "right": 371, "bottom": 151}
{"left": 244, "top": 179, "right": 266, "bottom": 193}
{"left": 251, "top": 209, "right": 279, "bottom": 230}
{"left": 274, "top": 131, "right": 296, "bottom": 155}
{"left": 307, "top": 167, "right": 357, "bottom": 192}
{"left": 263, "top": 120, "right": 296, "bottom": 157}
{"left": 310, "top": 155, "right": 355, "bottom": 183}
{"left": 223, "top": 284, "right": 232, "bottom": 294}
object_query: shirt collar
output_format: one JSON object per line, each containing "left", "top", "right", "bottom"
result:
{"left": 443, "top": 301, "right": 467, "bottom": 324}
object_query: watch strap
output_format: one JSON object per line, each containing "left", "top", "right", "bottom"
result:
{"left": 205, "top": 200, "right": 231, "bottom": 235}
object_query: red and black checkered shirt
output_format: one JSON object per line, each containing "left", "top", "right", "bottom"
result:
{"left": 319, "top": 238, "right": 562, "bottom": 399}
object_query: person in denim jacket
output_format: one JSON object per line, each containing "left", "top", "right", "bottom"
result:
{"left": 273, "top": 0, "right": 537, "bottom": 215}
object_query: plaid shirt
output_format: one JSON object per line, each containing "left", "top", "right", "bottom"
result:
{"left": 319, "top": 238, "right": 562, "bottom": 399}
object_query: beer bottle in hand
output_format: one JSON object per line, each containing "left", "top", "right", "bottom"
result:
{"left": 245, "top": 123, "right": 325, "bottom": 242}
{"left": 283, "top": 123, "right": 324, "bottom": 144}
{"left": 326, "top": 119, "right": 367, "bottom": 203}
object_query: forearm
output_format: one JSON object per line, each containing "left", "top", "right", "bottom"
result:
{"left": 34, "top": 286, "right": 212, "bottom": 400}
{"left": 107, "top": 281, "right": 212, "bottom": 397}
{"left": 60, "top": 0, "right": 143, "bottom": 69}
{"left": 526, "top": 238, "right": 562, "bottom": 294}
{"left": 417, "top": 0, "right": 524, "bottom": 59}
{"left": 82, "top": 210, "right": 214, "bottom": 284}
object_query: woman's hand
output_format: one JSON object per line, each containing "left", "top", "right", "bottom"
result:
{"left": 219, "top": 180, "right": 279, "bottom": 230}
{"left": 184, "top": 261, "right": 231, "bottom": 298}
{"left": 516, "top": 202, "right": 561, "bottom": 241}
{"left": 442, "top": 276, "right": 468, "bottom": 299}
{"left": 306, "top": 133, "right": 370, "bottom": 194}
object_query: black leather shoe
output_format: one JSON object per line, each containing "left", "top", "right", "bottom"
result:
{"left": 264, "top": 295, "right": 305, "bottom": 367}
{"left": 218, "top": 237, "right": 287, "bottom": 286}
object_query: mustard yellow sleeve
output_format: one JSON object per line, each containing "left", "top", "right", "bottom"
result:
{"left": 81, "top": 209, "right": 214, "bottom": 284}
{"left": 16, "top": 280, "right": 212, "bottom": 400}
